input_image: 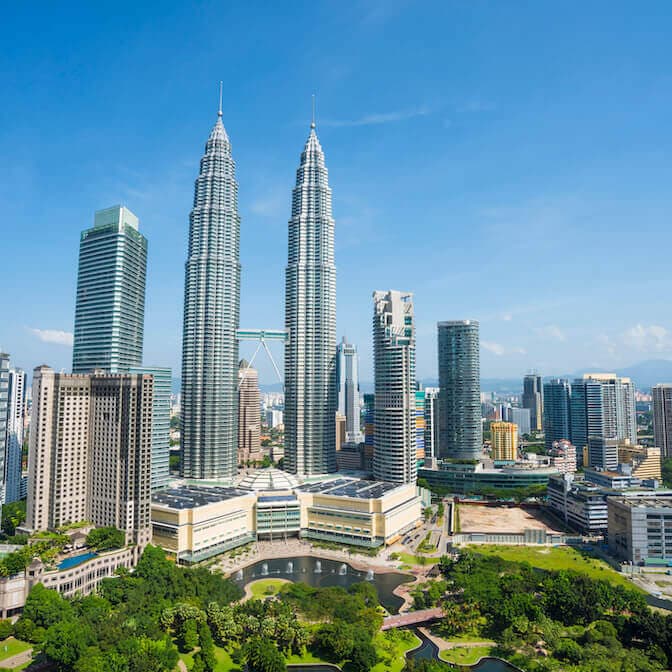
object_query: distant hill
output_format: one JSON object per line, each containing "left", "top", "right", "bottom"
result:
{"left": 171, "top": 359, "right": 672, "bottom": 396}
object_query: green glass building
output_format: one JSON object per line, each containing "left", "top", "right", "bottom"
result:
{"left": 72, "top": 206, "right": 147, "bottom": 373}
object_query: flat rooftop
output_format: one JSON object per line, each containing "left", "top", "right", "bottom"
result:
{"left": 298, "top": 478, "right": 400, "bottom": 499}
{"left": 152, "top": 485, "right": 252, "bottom": 509}
{"left": 614, "top": 496, "right": 672, "bottom": 509}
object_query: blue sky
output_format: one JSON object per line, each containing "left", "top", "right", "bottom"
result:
{"left": 2, "top": 1, "right": 672, "bottom": 384}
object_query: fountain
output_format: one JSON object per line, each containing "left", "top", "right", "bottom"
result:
{"left": 366, "top": 569, "right": 374, "bottom": 581}
{"left": 235, "top": 569, "right": 243, "bottom": 581}
{"left": 261, "top": 563, "right": 269, "bottom": 576}
{"left": 315, "top": 560, "right": 322, "bottom": 574}
{"left": 286, "top": 561, "right": 294, "bottom": 573}
{"left": 339, "top": 563, "right": 347, "bottom": 576}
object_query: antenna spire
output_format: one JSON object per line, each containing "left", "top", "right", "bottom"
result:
{"left": 311, "top": 94, "right": 316, "bottom": 129}
{"left": 218, "top": 81, "right": 223, "bottom": 118}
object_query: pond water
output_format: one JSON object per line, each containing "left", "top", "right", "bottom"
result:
{"left": 236, "top": 555, "right": 412, "bottom": 613}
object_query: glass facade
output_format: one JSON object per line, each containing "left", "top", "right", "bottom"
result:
{"left": 72, "top": 206, "right": 147, "bottom": 374}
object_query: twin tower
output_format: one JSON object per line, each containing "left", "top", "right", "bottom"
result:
{"left": 181, "top": 104, "right": 336, "bottom": 480}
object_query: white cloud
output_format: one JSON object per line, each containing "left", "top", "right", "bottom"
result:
{"left": 534, "top": 325, "right": 567, "bottom": 342}
{"left": 596, "top": 333, "right": 617, "bottom": 357}
{"left": 622, "top": 324, "right": 671, "bottom": 352}
{"left": 482, "top": 341, "right": 526, "bottom": 357}
{"left": 249, "top": 192, "right": 286, "bottom": 218}
{"left": 321, "top": 106, "right": 430, "bottom": 128}
{"left": 501, "top": 313, "right": 513, "bottom": 322}
{"left": 29, "top": 328, "right": 73, "bottom": 346}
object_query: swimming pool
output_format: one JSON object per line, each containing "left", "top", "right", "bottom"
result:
{"left": 58, "top": 552, "right": 97, "bottom": 570}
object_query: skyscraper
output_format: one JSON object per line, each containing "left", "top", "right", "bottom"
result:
{"left": 336, "top": 338, "right": 362, "bottom": 442}
{"left": 571, "top": 374, "right": 637, "bottom": 453}
{"left": 26, "top": 366, "right": 152, "bottom": 548}
{"left": 543, "top": 378, "right": 571, "bottom": 450}
{"left": 653, "top": 384, "right": 672, "bottom": 457}
{"left": 437, "top": 320, "right": 482, "bottom": 460}
{"left": 0, "top": 353, "right": 9, "bottom": 504}
{"left": 238, "top": 360, "right": 261, "bottom": 465}
{"left": 284, "top": 118, "right": 336, "bottom": 476}
{"left": 5, "top": 368, "right": 26, "bottom": 503}
{"left": 130, "top": 366, "right": 171, "bottom": 491}
{"left": 372, "top": 290, "right": 416, "bottom": 484}
{"left": 423, "top": 387, "right": 440, "bottom": 459}
{"left": 72, "top": 205, "right": 147, "bottom": 374}
{"left": 181, "top": 102, "right": 241, "bottom": 480}
{"left": 415, "top": 389, "right": 426, "bottom": 463}
{"left": 522, "top": 374, "right": 543, "bottom": 432}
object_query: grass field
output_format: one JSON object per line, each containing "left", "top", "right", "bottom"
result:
{"left": 397, "top": 552, "right": 436, "bottom": 566}
{"left": 178, "top": 645, "right": 241, "bottom": 671}
{"left": 471, "top": 545, "right": 636, "bottom": 589}
{"left": 246, "top": 577, "right": 290, "bottom": 600}
{"left": 372, "top": 630, "right": 421, "bottom": 672}
{"left": 0, "top": 638, "right": 31, "bottom": 662}
{"left": 440, "top": 645, "right": 493, "bottom": 665}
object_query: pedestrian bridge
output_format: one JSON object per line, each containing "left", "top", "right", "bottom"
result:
{"left": 381, "top": 607, "right": 444, "bottom": 630}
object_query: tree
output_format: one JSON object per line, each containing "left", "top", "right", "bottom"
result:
{"left": 20, "top": 583, "right": 72, "bottom": 633}
{"left": 178, "top": 619, "right": 199, "bottom": 652}
{"left": 74, "top": 647, "right": 128, "bottom": 672}
{"left": 0, "top": 620, "right": 12, "bottom": 640}
{"left": 0, "top": 500, "right": 26, "bottom": 536}
{"left": 198, "top": 621, "right": 216, "bottom": 671}
{"left": 349, "top": 639, "right": 377, "bottom": 672}
{"left": 85, "top": 526, "right": 125, "bottom": 551}
{"left": 42, "top": 620, "right": 93, "bottom": 670}
{"left": 127, "top": 637, "right": 179, "bottom": 672}
{"left": 423, "top": 507, "right": 433, "bottom": 522}
{"left": 244, "top": 636, "right": 286, "bottom": 672}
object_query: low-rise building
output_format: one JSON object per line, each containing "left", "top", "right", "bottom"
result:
{"left": 150, "top": 469, "right": 424, "bottom": 562}
{"left": 548, "top": 439, "right": 577, "bottom": 473}
{"left": 618, "top": 445, "right": 662, "bottom": 481}
{"left": 608, "top": 495, "right": 672, "bottom": 564}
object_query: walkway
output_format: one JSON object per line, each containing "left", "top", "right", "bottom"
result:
{"left": 381, "top": 607, "right": 443, "bottom": 630}
{"left": 0, "top": 647, "right": 33, "bottom": 669}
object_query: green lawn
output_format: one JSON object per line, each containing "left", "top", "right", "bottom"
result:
{"left": 0, "top": 638, "right": 31, "bottom": 662}
{"left": 286, "top": 650, "right": 332, "bottom": 665}
{"left": 471, "top": 545, "right": 637, "bottom": 589}
{"left": 397, "top": 552, "right": 436, "bottom": 566}
{"left": 445, "top": 634, "right": 494, "bottom": 644}
{"left": 440, "top": 645, "right": 493, "bottom": 665}
{"left": 247, "top": 578, "right": 290, "bottom": 600}
{"left": 178, "top": 645, "right": 241, "bottom": 671}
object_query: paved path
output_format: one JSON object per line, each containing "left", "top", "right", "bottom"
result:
{"left": 0, "top": 647, "right": 33, "bottom": 669}
{"left": 417, "top": 627, "right": 496, "bottom": 653}
{"left": 381, "top": 607, "right": 443, "bottom": 630}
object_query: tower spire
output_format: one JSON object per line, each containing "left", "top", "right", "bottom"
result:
{"left": 311, "top": 94, "right": 316, "bottom": 129}
{"left": 218, "top": 81, "right": 223, "bottom": 118}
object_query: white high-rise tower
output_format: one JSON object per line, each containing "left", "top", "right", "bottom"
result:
{"left": 284, "top": 115, "right": 337, "bottom": 476}
{"left": 181, "top": 92, "right": 241, "bottom": 479}
{"left": 336, "top": 338, "right": 362, "bottom": 443}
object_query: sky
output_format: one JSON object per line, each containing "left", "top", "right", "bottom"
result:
{"left": 2, "top": 1, "right": 672, "bottom": 385}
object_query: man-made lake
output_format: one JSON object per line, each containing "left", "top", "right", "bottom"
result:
{"left": 235, "top": 555, "right": 411, "bottom": 613}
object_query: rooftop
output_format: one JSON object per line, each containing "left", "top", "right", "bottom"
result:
{"left": 238, "top": 468, "right": 301, "bottom": 492}
{"left": 152, "top": 485, "right": 252, "bottom": 509}
{"left": 298, "top": 477, "right": 400, "bottom": 499}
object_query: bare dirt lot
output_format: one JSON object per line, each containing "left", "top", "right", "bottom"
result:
{"left": 458, "top": 504, "right": 566, "bottom": 534}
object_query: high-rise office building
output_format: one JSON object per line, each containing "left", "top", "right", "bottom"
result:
{"left": 543, "top": 378, "right": 572, "bottom": 450}
{"left": 653, "top": 384, "right": 672, "bottom": 457}
{"left": 336, "top": 338, "right": 362, "bottom": 443}
{"left": 0, "top": 354, "right": 9, "bottom": 504}
{"left": 238, "top": 360, "right": 261, "bottom": 465}
{"left": 587, "top": 436, "right": 619, "bottom": 471}
{"left": 437, "top": 320, "right": 482, "bottom": 460}
{"left": 570, "top": 377, "right": 604, "bottom": 455}
{"left": 372, "top": 291, "right": 416, "bottom": 484}
{"left": 181, "top": 103, "right": 241, "bottom": 480}
{"left": 284, "top": 118, "right": 336, "bottom": 476}
{"left": 72, "top": 205, "right": 147, "bottom": 374}
{"left": 26, "top": 366, "right": 152, "bottom": 546}
{"left": 571, "top": 374, "right": 637, "bottom": 454}
{"left": 423, "top": 387, "right": 439, "bottom": 459}
{"left": 130, "top": 366, "right": 171, "bottom": 491}
{"left": 508, "top": 407, "right": 531, "bottom": 436}
{"left": 490, "top": 422, "right": 518, "bottom": 462}
{"left": 5, "top": 368, "right": 26, "bottom": 503}
{"left": 523, "top": 374, "right": 543, "bottom": 432}
{"left": 415, "top": 389, "right": 426, "bottom": 463}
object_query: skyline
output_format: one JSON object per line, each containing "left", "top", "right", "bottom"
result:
{"left": 3, "top": 2, "right": 672, "bottom": 384}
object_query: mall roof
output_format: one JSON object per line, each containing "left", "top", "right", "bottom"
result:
{"left": 152, "top": 485, "right": 252, "bottom": 510}
{"left": 298, "top": 478, "right": 399, "bottom": 499}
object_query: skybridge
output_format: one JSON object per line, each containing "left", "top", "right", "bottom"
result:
{"left": 236, "top": 328, "right": 288, "bottom": 389}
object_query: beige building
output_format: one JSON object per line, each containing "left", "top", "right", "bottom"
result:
{"left": 490, "top": 422, "right": 518, "bottom": 462}
{"left": 618, "top": 444, "right": 662, "bottom": 481}
{"left": 336, "top": 413, "right": 347, "bottom": 452}
{"left": 25, "top": 366, "right": 152, "bottom": 547}
{"left": 238, "top": 361, "right": 261, "bottom": 465}
{"left": 151, "top": 470, "right": 424, "bottom": 563}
